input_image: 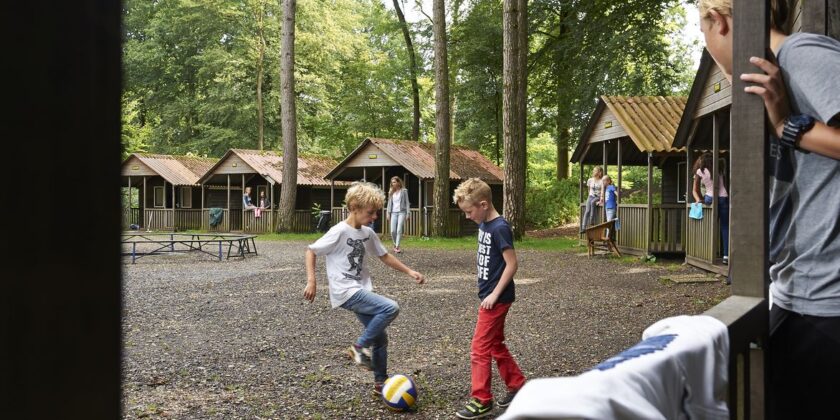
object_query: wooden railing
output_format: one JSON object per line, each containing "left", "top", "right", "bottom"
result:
{"left": 174, "top": 209, "right": 202, "bottom": 231}
{"left": 382, "top": 208, "right": 423, "bottom": 237}
{"left": 144, "top": 209, "right": 173, "bottom": 231}
{"left": 202, "top": 209, "right": 230, "bottom": 232}
{"left": 122, "top": 208, "right": 140, "bottom": 229}
{"left": 581, "top": 203, "right": 685, "bottom": 255}
{"left": 685, "top": 205, "right": 717, "bottom": 263}
{"left": 616, "top": 204, "right": 646, "bottom": 252}
{"left": 241, "top": 209, "right": 312, "bottom": 233}
{"left": 649, "top": 204, "right": 685, "bottom": 253}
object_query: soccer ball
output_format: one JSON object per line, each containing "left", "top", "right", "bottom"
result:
{"left": 381, "top": 374, "right": 418, "bottom": 411}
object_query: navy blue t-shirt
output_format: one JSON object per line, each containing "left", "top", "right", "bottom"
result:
{"left": 476, "top": 216, "right": 515, "bottom": 303}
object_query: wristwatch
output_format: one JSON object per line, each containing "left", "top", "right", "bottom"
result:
{"left": 779, "top": 114, "right": 816, "bottom": 149}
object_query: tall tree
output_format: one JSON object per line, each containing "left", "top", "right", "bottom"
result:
{"left": 277, "top": 0, "right": 298, "bottom": 232}
{"left": 392, "top": 0, "right": 421, "bottom": 141}
{"left": 502, "top": 0, "right": 527, "bottom": 239}
{"left": 432, "top": 0, "right": 451, "bottom": 237}
{"left": 252, "top": 0, "right": 268, "bottom": 150}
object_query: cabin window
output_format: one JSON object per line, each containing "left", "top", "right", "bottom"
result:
{"left": 153, "top": 186, "right": 165, "bottom": 208}
{"left": 180, "top": 187, "right": 192, "bottom": 208}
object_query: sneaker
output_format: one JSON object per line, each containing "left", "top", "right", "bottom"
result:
{"left": 722, "top": 255, "right": 729, "bottom": 265}
{"left": 455, "top": 398, "right": 493, "bottom": 419}
{"left": 497, "top": 389, "right": 519, "bottom": 408}
{"left": 348, "top": 344, "right": 373, "bottom": 370}
{"left": 395, "top": 246, "right": 401, "bottom": 254}
{"left": 371, "top": 381, "right": 384, "bottom": 397}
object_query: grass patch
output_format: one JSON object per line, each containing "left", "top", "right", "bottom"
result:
{"left": 255, "top": 232, "right": 578, "bottom": 252}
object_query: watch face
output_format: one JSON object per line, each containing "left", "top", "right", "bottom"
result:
{"left": 790, "top": 114, "right": 815, "bottom": 127}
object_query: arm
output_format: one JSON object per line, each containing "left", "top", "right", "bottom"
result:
{"left": 379, "top": 253, "right": 425, "bottom": 284}
{"left": 599, "top": 184, "right": 605, "bottom": 205}
{"left": 742, "top": 56, "right": 840, "bottom": 160}
{"left": 304, "top": 248, "right": 317, "bottom": 302}
{"left": 481, "top": 248, "right": 518, "bottom": 310}
{"left": 692, "top": 175, "right": 702, "bottom": 203}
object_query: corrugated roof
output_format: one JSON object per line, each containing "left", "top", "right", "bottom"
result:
{"left": 328, "top": 138, "right": 504, "bottom": 183}
{"left": 206, "top": 149, "right": 342, "bottom": 186}
{"left": 601, "top": 95, "right": 687, "bottom": 153}
{"left": 128, "top": 153, "right": 216, "bottom": 186}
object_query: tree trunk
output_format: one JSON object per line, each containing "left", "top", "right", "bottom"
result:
{"left": 393, "top": 0, "right": 421, "bottom": 141}
{"left": 830, "top": 0, "right": 840, "bottom": 41}
{"left": 277, "top": 0, "right": 298, "bottom": 233}
{"left": 502, "top": 0, "right": 527, "bottom": 239}
{"left": 494, "top": 90, "right": 501, "bottom": 165}
{"left": 256, "top": 0, "right": 266, "bottom": 151}
{"left": 431, "top": 0, "right": 451, "bottom": 237}
{"left": 556, "top": 101, "right": 569, "bottom": 180}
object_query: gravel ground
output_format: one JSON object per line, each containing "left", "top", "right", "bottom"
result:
{"left": 122, "top": 239, "right": 730, "bottom": 419}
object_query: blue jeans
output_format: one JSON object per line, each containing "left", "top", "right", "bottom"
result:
{"left": 340, "top": 289, "right": 400, "bottom": 382}
{"left": 390, "top": 211, "right": 406, "bottom": 247}
{"left": 704, "top": 195, "right": 729, "bottom": 257}
{"left": 581, "top": 195, "right": 600, "bottom": 231}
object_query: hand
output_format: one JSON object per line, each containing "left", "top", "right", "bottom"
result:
{"left": 480, "top": 294, "right": 499, "bottom": 310}
{"left": 304, "top": 281, "right": 316, "bottom": 302}
{"left": 740, "top": 55, "right": 790, "bottom": 138}
{"left": 409, "top": 270, "right": 425, "bottom": 285}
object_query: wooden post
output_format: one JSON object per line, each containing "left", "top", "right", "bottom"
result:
{"left": 201, "top": 183, "right": 205, "bottom": 230}
{"left": 226, "top": 174, "right": 230, "bottom": 212}
{"left": 646, "top": 152, "right": 653, "bottom": 256}
{"left": 802, "top": 0, "right": 827, "bottom": 34}
{"left": 712, "top": 112, "right": 721, "bottom": 260}
{"left": 729, "top": 0, "right": 770, "bottom": 415}
{"left": 127, "top": 176, "right": 131, "bottom": 228}
{"left": 169, "top": 180, "right": 175, "bottom": 229}
{"left": 330, "top": 179, "right": 334, "bottom": 209}
{"left": 617, "top": 140, "right": 622, "bottom": 204}
{"left": 382, "top": 166, "right": 386, "bottom": 234}
{"left": 363, "top": 167, "right": 367, "bottom": 181}
{"left": 143, "top": 176, "right": 147, "bottom": 228}
{"left": 242, "top": 174, "right": 246, "bottom": 231}
{"left": 603, "top": 141, "right": 608, "bottom": 220}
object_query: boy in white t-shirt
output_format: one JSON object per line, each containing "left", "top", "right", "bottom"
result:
{"left": 304, "top": 182, "right": 425, "bottom": 396}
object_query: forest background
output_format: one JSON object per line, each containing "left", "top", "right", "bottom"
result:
{"left": 121, "top": 0, "right": 700, "bottom": 228}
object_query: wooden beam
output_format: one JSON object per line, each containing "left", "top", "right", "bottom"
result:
{"left": 617, "top": 140, "right": 622, "bottom": 204}
{"left": 803, "top": 0, "right": 827, "bottom": 34}
{"left": 730, "top": 0, "right": 770, "bottom": 415}
{"left": 712, "top": 111, "right": 720, "bottom": 259}
{"left": 330, "top": 179, "right": 334, "bottom": 209}
{"left": 731, "top": 0, "right": 769, "bottom": 299}
{"left": 646, "top": 153, "right": 653, "bottom": 256}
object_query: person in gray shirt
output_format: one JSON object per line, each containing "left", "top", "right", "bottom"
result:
{"left": 699, "top": 0, "right": 840, "bottom": 417}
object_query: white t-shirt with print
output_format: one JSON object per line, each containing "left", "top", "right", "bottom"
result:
{"left": 308, "top": 221, "right": 388, "bottom": 308}
{"left": 391, "top": 190, "right": 402, "bottom": 212}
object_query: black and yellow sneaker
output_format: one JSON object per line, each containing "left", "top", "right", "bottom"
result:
{"left": 497, "top": 389, "right": 519, "bottom": 408}
{"left": 455, "top": 398, "right": 493, "bottom": 419}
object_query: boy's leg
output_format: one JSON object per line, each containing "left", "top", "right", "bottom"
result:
{"left": 488, "top": 307, "right": 526, "bottom": 393}
{"left": 354, "top": 312, "right": 390, "bottom": 383}
{"left": 342, "top": 290, "right": 399, "bottom": 350}
{"left": 470, "top": 302, "right": 513, "bottom": 404}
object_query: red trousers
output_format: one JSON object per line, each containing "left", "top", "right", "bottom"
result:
{"left": 470, "top": 302, "right": 526, "bottom": 403}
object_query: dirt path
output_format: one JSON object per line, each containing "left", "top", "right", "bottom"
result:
{"left": 122, "top": 239, "right": 729, "bottom": 419}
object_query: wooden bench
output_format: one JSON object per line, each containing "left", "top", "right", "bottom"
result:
{"left": 584, "top": 219, "right": 621, "bottom": 257}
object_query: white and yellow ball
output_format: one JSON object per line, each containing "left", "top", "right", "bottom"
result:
{"left": 381, "top": 374, "right": 418, "bottom": 411}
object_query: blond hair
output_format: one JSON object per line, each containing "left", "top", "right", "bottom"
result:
{"left": 453, "top": 178, "right": 492, "bottom": 205}
{"left": 699, "top": 0, "right": 788, "bottom": 31}
{"left": 602, "top": 175, "right": 612, "bottom": 185}
{"left": 345, "top": 181, "right": 385, "bottom": 211}
{"left": 388, "top": 176, "right": 404, "bottom": 195}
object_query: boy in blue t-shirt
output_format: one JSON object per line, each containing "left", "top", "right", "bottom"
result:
{"left": 452, "top": 178, "right": 526, "bottom": 419}
{"left": 601, "top": 175, "right": 619, "bottom": 235}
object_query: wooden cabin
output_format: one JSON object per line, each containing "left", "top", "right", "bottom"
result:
{"left": 196, "top": 149, "right": 347, "bottom": 233}
{"left": 672, "top": 50, "right": 732, "bottom": 275}
{"left": 120, "top": 153, "right": 216, "bottom": 231}
{"left": 571, "top": 96, "right": 688, "bottom": 256}
{"left": 325, "top": 138, "right": 505, "bottom": 237}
